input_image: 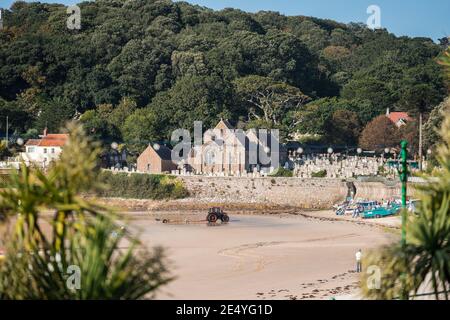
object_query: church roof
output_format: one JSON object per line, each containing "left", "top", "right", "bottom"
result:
{"left": 215, "top": 119, "right": 234, "bottom": 130}
{"left": 152, "top": 144, "right": 173, "bottom": 160}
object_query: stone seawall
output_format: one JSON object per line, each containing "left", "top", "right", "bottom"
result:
{"left": 353, "top": 181, "right": 413, "bottom": 202}
{"left": 178, "top": 176, "right": 417, "bottom": 209}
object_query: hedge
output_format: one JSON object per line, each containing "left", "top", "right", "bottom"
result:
{"left": 268, "top": 167, "right": 294, "bottom": 177}
{"left": 97, "top": 171, "right": 189, "bottom": 200}
{"left": 311, "top": 170, "right": 327, "bottom": 178}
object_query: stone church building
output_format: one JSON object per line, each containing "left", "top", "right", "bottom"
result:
{"left": 186, "top": 119, "right": 287, "bottom": 175}
{"left": 136, "top": 119, "right": 287, "bottom": 175}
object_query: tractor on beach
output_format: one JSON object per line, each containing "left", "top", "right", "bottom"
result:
{"left": 206, "top": 207, "right": 229, "bottom": 224}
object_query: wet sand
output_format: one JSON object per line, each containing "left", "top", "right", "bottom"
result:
{"left": 126, "top": 213, "right": 397, "bottom": 300}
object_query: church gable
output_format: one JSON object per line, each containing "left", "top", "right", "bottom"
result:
{"left": 214, "top": 119, "right": 234, "bottom": 131}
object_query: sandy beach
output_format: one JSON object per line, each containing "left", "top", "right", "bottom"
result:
{"left": 124, "top": 211, "right": 398, "bottom": 300}
{"left": 0, "top": 207, "right": 401, "bottom": 300}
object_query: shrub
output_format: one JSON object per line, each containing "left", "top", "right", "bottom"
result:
{"left": 97, "top": 171, "right": 189, "bottom": 200}
{"left": 311, "top": 170, "right": 327, "bottom": 178}
{"left": 269, "top": 167, "right": 293, "bottom": 177}
{"left": 0, "top": 175, "right": 10, "bottom": 188}
{"left": 378, "top": 165, "right": 387, "bottom": 176}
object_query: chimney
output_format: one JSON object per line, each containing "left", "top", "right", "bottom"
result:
{"left": 43, "top": 127, "right": 48, "bottom": 137}
{"left": 386, "top": 108, "right": 390, "bottom": 116}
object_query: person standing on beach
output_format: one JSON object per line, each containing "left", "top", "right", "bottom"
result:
{"left": 355, "top": 249, "right": 362, "bottom": 272}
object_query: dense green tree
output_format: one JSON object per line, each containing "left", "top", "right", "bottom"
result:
{"left": 108, "top": 37, "right": 173, "bottom": 106}
{"left": 342, "top": 77, "right": 395, "bottom": 114}
{"left": 326, "top": 109, "right": 361, "bottom": 145}
{"left": 80, "top": 109, "right": 114, "bottom": 142}
{"left": 109, "top": 97, "right": 137, "bottom": 131}
{"left": 121, "top": 108, "right": 164, "bottom": 152}
{"left": 291, "top": 20, "right": 329, "bottom": 52}
{"left": 329, "top": 28, "right": 357, "bottom": 48}
{"left": 33, "top": 97, "right": 75, "bottom": 132}
{"left": 79, "top": 97, "right": 137, "bottom": 143}
{"left": 0, "top": 99, "right": 31, "bottom": 134}
{"left": 438, "top": 47, "right": 450, "bottom": 86}
{"left": 234, "top": 75, "right": 310, "bottom": 126}
{"left": 293, "top": 97, "right": 374, "bottom": 141}
{"left": 147, "top": 74, "right": 234, "bottom": 136}
{"left": 401, "top": 83, "right": 444, "bottom": 117}
{"left": 0, "top": 141, "right": 11, "bottom": 160}
{"left": 171, "top": 50, "right": 208, "bottom": 78}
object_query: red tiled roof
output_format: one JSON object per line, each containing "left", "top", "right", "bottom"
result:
{"left": 387, "top": 112, "right": 412, "bottom": 124}
{"left": 25, "top": 134, "right": 69, "bottom": 147}
{"left": 45, "top": 134, "right": 69, "bottom": 139}
{"left": 25, "top": 139, "right": 41, "bottom": 146}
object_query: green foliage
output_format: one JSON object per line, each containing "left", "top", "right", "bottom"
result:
{"left": 293, "top": 97, "right": 369, "bottom": 140}
{"left": 268, "top": 167, "right": 293, "bottom": 177}
{"left": 80, "top": 98, "right": 138, "bottom": 142}
{"left": 34, "top": 97, "right": 76, "bottom": 132}
{"left": 234, "top": 75, "right": 310, "bottom": 126}
{"left": 327, "top": 109, "right": 361, "bottom": 145}
{"left": 97, "top": 171, "right": 189, "bottom": 200}
{"left": 401, "top": 83, "right": 444, "bottom": 116}
{"left": 0, "top": 1, "right": 446, "bottom": 146}
{"left": 377, "top": 165, "right": 386, "bottom": 176}
{"left": 0, "top": 141, "right": 11, "bottom": 160}
{"left": 0, "top": 174, "right": 10, "bottom": 188}
{"left": 438, "top": 47, "right": 450, "bottom": 84}
{"left": 147, "top": 74, "right": 234, "bottom": 138}
{"left": 109, "top": 97, "right": 138, "bottom": 132}
{"left": 121, "top": 108, "right": 162, "bottom": 151}
{"left": 423, "top": 97, "right": 450, "bottom": 152}
{"left": 311, "top": 170, "right": 327, "bottom": 178}
{"left": 341, "top": 77, "right": 394, "bottom": 114}
{"left": 0, "top": 123, "right": 172, "bottom": 299}
{"left": 0, "top": 215, "right": 172, "bottom": 299}
{"left": 0, "top": 99, "right": 32, "bottom": 134}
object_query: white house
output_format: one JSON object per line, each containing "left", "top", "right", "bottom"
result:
{"left": 21, "top": 130, "right": 69, "bottom": 168}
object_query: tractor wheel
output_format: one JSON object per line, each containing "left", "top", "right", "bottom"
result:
{"left": 221, "top": 215, "right": 230, "bottom": 223}
{"left": 207, "top": 213, "right": 218, "bottom": 223}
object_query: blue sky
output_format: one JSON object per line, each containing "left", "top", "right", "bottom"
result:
{"left": 2, "top": 0, "right": 449, "bottom": 41}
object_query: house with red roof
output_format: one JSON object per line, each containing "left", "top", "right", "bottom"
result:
{"left": 386, "top": 108, "right": 413, "bottom": 127}
{"left": 21, "top": 129, "right": 69, "bottom": 167}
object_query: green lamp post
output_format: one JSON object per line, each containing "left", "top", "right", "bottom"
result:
{"left": 398, "top": 140, "right": 409, "bottom": 299}
{"left": 399, "top": 140, "right": 409, "bottom": 246}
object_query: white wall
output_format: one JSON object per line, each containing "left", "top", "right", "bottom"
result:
{"left": 21, "top": 146, "right": 63, "bottom": 165}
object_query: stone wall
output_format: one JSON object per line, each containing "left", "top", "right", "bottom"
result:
{"left": 353, "top": 181, "right": 412, "bottom": 202}
{"left": 178, "top": 176, "right": 417, "bottom": 209}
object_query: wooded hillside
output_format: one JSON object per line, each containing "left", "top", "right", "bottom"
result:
{"left": 0, "top": 0, "right": 447, "bottom": 151}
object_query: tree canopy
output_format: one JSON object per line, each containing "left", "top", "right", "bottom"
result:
{"left": 0, "top": 1, "right": 447, "bottom": 152}
{"left": 358, "top": 115, "right": 400, "bottom": 151}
